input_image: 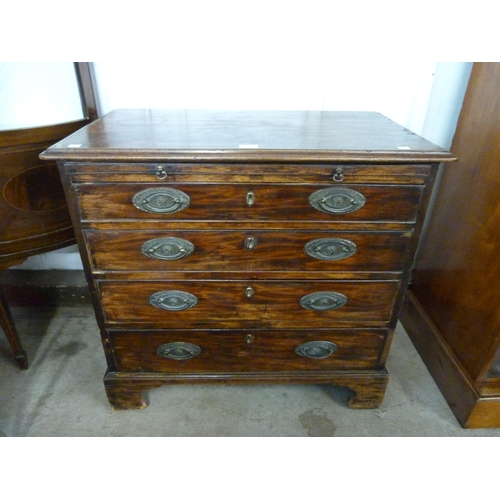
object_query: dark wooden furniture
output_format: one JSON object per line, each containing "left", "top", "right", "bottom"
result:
{"left": 0, "top": 63, "right": 96, "bottom": 368}
{"left": 41, "top": 109, "right": 454, "bottom": 409}
{"left": 400, "top": 63, "right": 500, "bottom": 428}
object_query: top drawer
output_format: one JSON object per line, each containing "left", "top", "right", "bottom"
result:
{"left": 73, "top": 183, "right": 424, "bottom": 223}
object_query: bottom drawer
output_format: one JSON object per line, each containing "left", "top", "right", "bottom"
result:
{"left": 109, "top": 329, "right": 387, "bottom": 373}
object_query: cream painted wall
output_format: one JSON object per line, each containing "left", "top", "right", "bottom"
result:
{"left": 93, "top": 61, "right": 438, "bottom": 139}
{"left": 91, "top": 62, "right": 471, "bottom": 149}
{"left": 0, "top": 63, "right": 83, "bottom": 130}
{"left": 10, "top": 61, "right": 472, "bottom": 270}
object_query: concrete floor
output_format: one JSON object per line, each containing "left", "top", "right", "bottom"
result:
{"left": 2, "top": 304, "right": 500, "bottom": 437}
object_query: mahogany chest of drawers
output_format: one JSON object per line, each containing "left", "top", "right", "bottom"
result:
{"left": 40, "top": 110, "right": 454, "bottom": 410}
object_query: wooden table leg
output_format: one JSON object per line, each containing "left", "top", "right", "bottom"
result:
{"left": 0, "top": 287, "right": 28, "bottom": 369}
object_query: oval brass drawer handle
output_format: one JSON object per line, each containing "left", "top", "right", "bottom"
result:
{"left": 300, "top": 291, "right": 348, "bottom": 311}
{"left": 149, "top": 290, "right": 198, "bottom": 311}
{"left": 309, "top": 187, "right": 365, "bottom": 215}
{"left": 294, "top": 340, "right": 338, "bottom": 359}
{"left": 141, "top": 237, "right": 194, "bottom": 260}
{"left": 157, "top": 342, "right": 201, "bottom": 360}
{"left": 132, "top": 187, "right": 190, "bottom": 214}
{"left": 304, "top": 237, "right": 357, "bottom": 261}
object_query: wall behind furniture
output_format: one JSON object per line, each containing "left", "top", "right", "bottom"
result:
{"left": 0, "top": 63, "right": 84, "bottom": 130}
{"left": 9, "top": 61, "right": 473, "bottom": 270}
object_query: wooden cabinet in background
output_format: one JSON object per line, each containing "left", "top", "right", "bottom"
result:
{"left": 0, "top": 63, "right": 96, "bottom": 368}
{"left": 401, "top": 63, "right": 500, "bottom": 428}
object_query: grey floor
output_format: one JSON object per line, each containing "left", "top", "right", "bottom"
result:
{"left": 2, "top": 304, "right": 500, "bottom": 437}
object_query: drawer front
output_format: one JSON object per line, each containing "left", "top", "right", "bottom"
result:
{"left": 109, "top": 328, "right": 387, "bottom": 373}
{"left": 85, "top": 230, "right": 412, "bottom": 272}
{"left": 98, "top": 280, "right": 399, "bottom": 328}
{"left": 74, "top": 183, "right": 424, "bottom": 223}
{"left": 66, "top": 162, "right": 432, "bottom": 185}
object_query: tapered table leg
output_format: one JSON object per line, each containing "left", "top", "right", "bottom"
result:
{"left": 0, "top": 287, "right": 28, "bottom": 369}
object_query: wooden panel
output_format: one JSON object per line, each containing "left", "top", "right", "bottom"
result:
{"left": 0, "top": 148, "right": 71, "bottom": 240}
{"left": 0, "top": 63, "right": 96, "bottom": 368}
{"left": 85, "top": 229, "right": 412, "bottom": 273}
{"left": 401, "top": 291, "right": 481, "bottom": 427}
{"left": 410, "top": 63, "right": 500, "bottom": 381}
{"left": 74, "top": 182, "right": 424, "bottom": 223}
{"left": 0, "top": 121, "right": 89, "bottom": 263}
{"left": 401, "top": 290, "right": 500, "bottom": 428}
{"left": 97, "top": 279, "right": 399, "bottom": 328}
{"left": 0, "top": 119, "right": 90, "bottom": 149}
{"left": 39, "top": 109, "right": 455, "bottom": 163}
{"left": 65, "top": 162, "right": 432, "bottom": 185}
{"left": 109, "top": 328, "right": 387, "bottom": 373}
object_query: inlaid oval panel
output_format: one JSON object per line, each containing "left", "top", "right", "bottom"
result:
{"left": 3, "top": 163, "right": 67, "bottom": 212}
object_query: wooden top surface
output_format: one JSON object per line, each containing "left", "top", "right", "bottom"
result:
{"left": 40, "top": 109, "right": 455, "bottom": 163}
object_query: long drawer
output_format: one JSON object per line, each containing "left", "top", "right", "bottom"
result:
{"left": 85, "top": 230, "right": 412, "bottom": 272}
{"left": 109, "top": 328, "right": 387, "bottom": 373}
{"left": 74, "top": 183, "right": 424, "bottom": 223}
{"left": 97, "top": 280, "right": 399, "bottom": 328}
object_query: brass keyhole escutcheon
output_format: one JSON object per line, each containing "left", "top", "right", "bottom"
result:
{"left": 246, "top": 191, "right": 255, "bottom": 206}
{"left": 246, "top": 334, "right": 255, "bottom": 344}
{"left": 245, "top": 286, "right": 255, "bottom": 298}
{"left": 244, "top": 236, "right": 257, "bottom": 250}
